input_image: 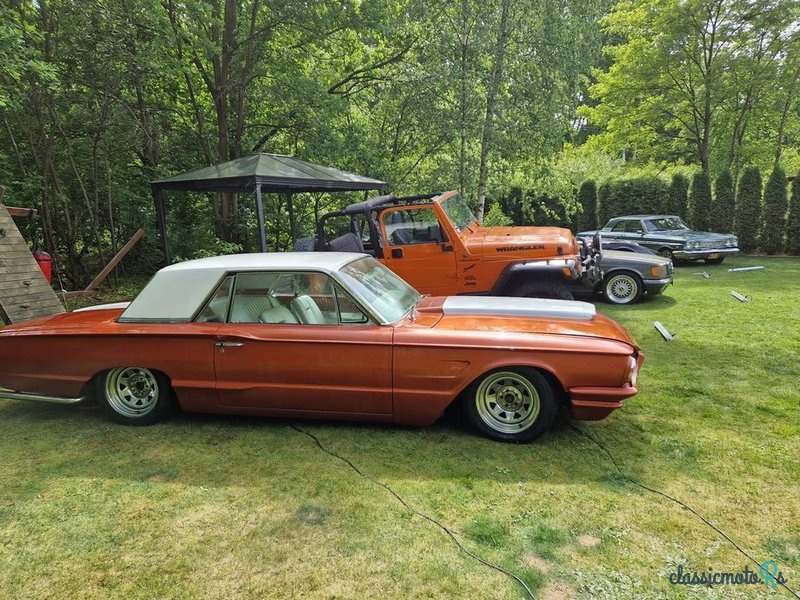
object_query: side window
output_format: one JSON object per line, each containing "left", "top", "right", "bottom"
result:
{"left": 224, "top": 271, "right": 366, "bottom": 326}
{"left": 625, "top": 220, "right": 645, "bottom": 233}
{"left": 611, "top": 220, "right": 627, "bottom": 232}
{"left": 334, "top": 285, "right": 372, "bottom": 325}
{"left": 382, "top": 208, "right": 444, "bottom": 246}
{"left": 195, "top": 275, "right": 235, "bottom": 322}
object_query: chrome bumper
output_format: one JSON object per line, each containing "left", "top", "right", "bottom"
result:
{"left": 0, "top": 386, "right": 86, "bottom": 405}
{"left": 643, "top": 277, "right": 673, "bottom": 295}
{"left": 673, "top": 248, "right": 739, "bottom": 260}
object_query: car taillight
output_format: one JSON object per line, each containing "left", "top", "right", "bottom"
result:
{"left": 627, "top": 355, "right": 639, "bottom": 387}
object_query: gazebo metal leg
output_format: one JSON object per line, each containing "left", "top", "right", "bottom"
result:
{"left": 255, "top": 184, "right": 267, "bottom": 252}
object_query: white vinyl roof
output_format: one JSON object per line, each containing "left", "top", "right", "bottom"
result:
{"left": 119, "top": 252, "right": 364, "bottom": 322}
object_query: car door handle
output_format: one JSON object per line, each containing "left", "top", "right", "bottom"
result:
{"left": 215, "top": 341, "right": 245, "bottom": 348}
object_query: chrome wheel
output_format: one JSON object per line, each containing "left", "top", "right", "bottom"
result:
{"left": 475, "top": 371, "right": 541, "bottom": 435}
{"left": 604, "top": 273, "right": 640, "bottom": 304}
{"left": 658, "top": 248, "right": 673, "bottom": 260}
{"left": 104, "top": 367, "right": 160, "bottom": 419}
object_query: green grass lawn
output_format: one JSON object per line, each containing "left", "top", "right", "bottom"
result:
{"left": 1, "top": 256, "right": 798, "bottom": 599}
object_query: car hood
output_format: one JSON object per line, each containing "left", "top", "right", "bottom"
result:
{"left": 600, "top": 250, "right": 671, "bottom": 268}
{"left": 461, "top": 225, "right": 576, "bottom": 258}
{"left": 414, "top": 296, "right": 638, "bottom": 349}
{"left": 647, "top": 230, "right": 733, "bottom": 241}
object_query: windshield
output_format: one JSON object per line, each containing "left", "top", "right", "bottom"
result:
{"left": 440, "top": 194, "right": 477, "bottom": 232}
{"left": 647, "top": 217, "right": 690, "bottom": 231}
{"left": 337, "top": 256, "right": 420, "bottom": 323}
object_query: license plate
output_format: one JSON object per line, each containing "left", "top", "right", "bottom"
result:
{"left": 708, "top": 253, "right": 719, "bottom": 259}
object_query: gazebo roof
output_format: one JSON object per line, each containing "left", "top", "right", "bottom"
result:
{"left": 151, "top": 153, "right": 386, "bottom": 193}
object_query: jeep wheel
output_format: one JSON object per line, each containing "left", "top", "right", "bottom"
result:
{"left": 466, "top": 368, "right": 557, "bottom": 442}
{"left": 602, "top": 271, "right": 643, "bottom": 305}
{"left": 512, "top": 280, "right": 574, "bottom": 300}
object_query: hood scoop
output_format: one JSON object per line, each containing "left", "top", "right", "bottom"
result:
{"left": 441, "top": 296, "right": 596, "bottom": 320}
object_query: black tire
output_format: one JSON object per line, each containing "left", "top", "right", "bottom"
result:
{"left": 293, "top": 235, "right": 317, "bottom": 252}
{"left": 657, "top": 248, "right": 674, "bottom": 261}
{"left": 96, "top": 367, "right": 175, "bottom": 425}
{"left": 705, "top": 256, "right": 725, "bottom": 265}
{"left": 512, "top": 280, "right": 574, "bottom": 300}
{"left": 602, "top": 270, "right": 644, "bottom": 305}
{"left": 465, "top": 368, "right": 557, "bottom": 442}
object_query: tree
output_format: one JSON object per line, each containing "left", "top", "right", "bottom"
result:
{"left": 583, "top": 0, "right": 800, "bottom": 172}
{"left": 735, "top": 167, "right": 762, "bottom": 252}
{"left": 482, "top": 201, "right": 513, "bottom": 227}
{"left": 598, "top": 182, "right": 613, "bottom": 225}
{"left": 762, "top": 166, "right": 788, "bottom": 254}
{"left": 711, "top": 169, "right": 734, "bottom": 232}
{"left": 689, "top": 171, "right": 712, "bottom": 230}
{"left": 786, "top": 173, "right": 800, "bottom": 255}
{"left": 577, "top": 180, "right": 598, "bottom": 230}
{"left": 667, "top": 173, "right": 689, "bottom": 218}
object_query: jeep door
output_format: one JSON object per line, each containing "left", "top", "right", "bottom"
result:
{"left": 379, "top": 205, "right": 458, "bottom": 295}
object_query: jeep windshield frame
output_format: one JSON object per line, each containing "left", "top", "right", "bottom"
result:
{"left": 439, "top": 194, "right": 478, "bottom": 232}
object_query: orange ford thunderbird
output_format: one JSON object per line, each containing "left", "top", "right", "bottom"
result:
{"left": 0, "top": 253, "right": 642, "bottom": 442}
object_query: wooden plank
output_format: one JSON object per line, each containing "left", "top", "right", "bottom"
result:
{"left": 0, "top": 283, "right": 58, "bottom": 300}
{"left": 0, "top": 263, "right": 44, "bottom": 275}
{"left": 0, "top": 271, "right": 53, "bottom": 284}
{"left": 5, "top": 206, "right": 38, "bottom": 218}
{"left": 86, "top": 228, "right": 145, "bottom": 291}
{"left": 0, "top": 203, "right": 64, "bottom": 323}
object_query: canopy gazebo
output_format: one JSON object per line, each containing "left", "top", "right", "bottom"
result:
{"left": 151, "top": 153, "right": 387, "bottom": 264}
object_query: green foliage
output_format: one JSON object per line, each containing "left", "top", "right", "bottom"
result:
{"left": 762, "top": 166, "right": 788, "bottom": 255}
{"left": 597, "top": 182, "right": 613, "bottom": 225}
{"left": 577, "top": 180, "right": 598, "bottom": 230}
{"left": 667, "top": 173, "right": 689, "bottom": 219}
{"left": 582, "top": 0, "right": 800, "bottom": 174}
{"left": 689, "top": 171, "right": 712, "bottom": 231}
{"left": 482, "top": 201, "right": 513, "bottom": 227}
{"left": 735, "top": 167, "right": 763, "bottom": 252}
{"left": 598, "top": 176, "right": 669, "bottom": 221}
{"left": 710, "top": 170, "right": 735, "bottom": 233}
{"left": 786, "top": 174, "right": 800, "bottom": 255}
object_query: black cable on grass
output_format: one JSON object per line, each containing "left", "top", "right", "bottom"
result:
{"left": 569, "top": 423, "right": 800, "bottom": 599}
{"left": 290, "top": 424, "right": 537, "bottom": 600}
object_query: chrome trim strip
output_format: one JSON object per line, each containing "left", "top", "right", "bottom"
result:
{"left": 0, "top": 386, "right": 86, "bottom": 405}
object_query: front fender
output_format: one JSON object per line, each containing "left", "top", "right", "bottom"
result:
{"left": 492, "top": 259, "right": 579, "bottom": 294}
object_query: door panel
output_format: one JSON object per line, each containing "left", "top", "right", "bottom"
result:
{"left": 213, "top": 324, "right": 393, "bottom": 415}
{"left": 379, "top": 206, "right": 458, "bottom": 294}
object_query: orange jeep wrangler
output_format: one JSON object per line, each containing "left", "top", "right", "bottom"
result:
{"left": 296, "top": 190, "right": 601, "bottom": 299}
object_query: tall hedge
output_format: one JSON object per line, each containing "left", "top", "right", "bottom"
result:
{"left": 689, "top": 171, "right": 712, "bottom": 230}
{"left": 762, "top": 166, "right": 788, "bottom": 255}
{"left": 600, "top": 176, "right": 669, "bottom": 222}
{"left": 711, "top": 169, "right": 735, "bottom": 232}
{"left": 577, "top": 180, "right": 598, "bottom": 230}
{"left": 786, "top": 174, "right": 800, "bottom": 255}
{"left": 667, "top": 173, "right": 689, "bottom": 218}
{"left": 735, "top": 167, "right": 762, "bottom": 253}
{"left": 598, "top": 182, "right": 612, "bottom": 226}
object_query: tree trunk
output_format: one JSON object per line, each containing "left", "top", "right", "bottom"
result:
{"left": 476, "top": 0, "right": 511, "bottom": 222}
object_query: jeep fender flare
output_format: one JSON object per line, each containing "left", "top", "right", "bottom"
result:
{"left": 492, "top": 260, "right": 578, "bottom": 295}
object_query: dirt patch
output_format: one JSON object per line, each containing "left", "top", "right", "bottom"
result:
{"left": 541, "top": 582, "right": 574, "bottom": 600}
{"left": 577, "top": 534, "right": 601, "bottom": 548}
{"left": 521, "top": 553, "right": 550, "bottom": 573}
